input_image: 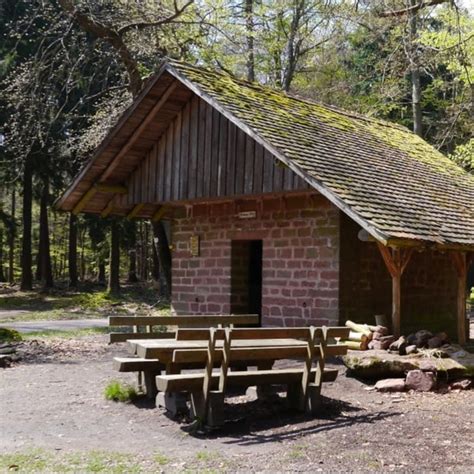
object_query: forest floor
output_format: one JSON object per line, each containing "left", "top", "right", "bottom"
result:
{"left": 0, "top": 283, "right": 170, "bottom": 325}
{"left": 1, "top": 334, "right": 473, "bottom": 473}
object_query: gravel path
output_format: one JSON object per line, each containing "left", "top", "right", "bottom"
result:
{"left": 0, "top": 319, "right": 108, "bottom": 333}
{"left": 1, "top": 335, "right": 473, "bottom": 472}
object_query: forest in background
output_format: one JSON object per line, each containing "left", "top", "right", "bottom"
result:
{"left": 0, "top": 0, "right": 472, "bottom": 297}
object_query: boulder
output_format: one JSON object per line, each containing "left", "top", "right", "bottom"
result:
{"left": 342, "top": 346, "right": 474, "bottom": 380}
{"left": 414, "top": 330, "right": 433, "bottom": 348}
{"left": 427, "top": 336, "right": 443, "bottom": 349}
{"left": 375, "top": 378, "right": 406, "bottom": 392}
{"left": 406, "top": 370, "right": 436, "bottom": 392}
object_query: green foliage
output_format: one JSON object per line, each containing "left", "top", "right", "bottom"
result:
{"left": 450, "top": 139, "right": 474, "bottom": 174}
{"left": 0, "top": 327, "right": 22, "bottom": 342}
{"left": 104, "top": 380, "right": 138, "bottom": 403}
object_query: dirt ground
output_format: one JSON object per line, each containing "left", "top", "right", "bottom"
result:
{"left": 1, "top": 335, "right": 473, "bottom": 473}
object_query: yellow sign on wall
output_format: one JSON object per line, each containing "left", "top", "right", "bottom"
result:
{"left": 190, "top": 235, "right": 200, "bottom": 257}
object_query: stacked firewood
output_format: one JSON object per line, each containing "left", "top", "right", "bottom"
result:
{"left": 340, "top": 320, "right": 450, "bottom": 355}
{"left": 340, "top": 320, "right": 392, "bottom": 351}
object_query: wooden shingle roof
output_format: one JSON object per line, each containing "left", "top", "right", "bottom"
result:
{"left": 167, "top": 61, "right": 474, "bottom": 249}
{"left": 57, "top": 60, "right": 474, "bottom": 249}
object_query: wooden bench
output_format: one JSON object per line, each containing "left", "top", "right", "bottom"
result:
{"left": 109, "top": 314, "right": 259, "bottom": 397}
{"left": 156, "top": 326, "right": 349, "bottom": 426}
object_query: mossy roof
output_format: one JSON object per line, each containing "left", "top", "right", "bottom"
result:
{"left": 167, "top": 60, "right": 474, "bottom": 248}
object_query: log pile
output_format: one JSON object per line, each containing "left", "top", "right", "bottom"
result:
{"left": 340, "top": 320, "right": 450, "bottom": 355}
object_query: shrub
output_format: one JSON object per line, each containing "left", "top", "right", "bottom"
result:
{"left": 0, "top": 328, "right": 22, "bottom": 342}
{"left": 104, "top": 380, "right": 137, "bottom": 402}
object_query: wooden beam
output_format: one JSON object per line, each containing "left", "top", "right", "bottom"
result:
{"left": 151, "top": 206, "right": 167, "bottom": 222}
{"left": 451, "top": 251, "right": 467, "bottom": 345}
{"left": 72, "top": 187, "right": 97, "bottom": 215}
{"left": 99, "top": 81, "right": 178, "bottom": 183}
{"left": 376, "top": 243, "right": 413, "bottom": 337}
{"left": 127, "top": 203, "right": 145, "bottom": 220}
{"left": 95, "top": 184, "right": 127, "bottom": 194}
{"left": 72, "top": 183, "right": 127, "bottom": 215}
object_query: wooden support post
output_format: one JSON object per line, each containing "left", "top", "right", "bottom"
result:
{"left": 451, "top": 252, "right": 468, "bottom": 345}
{"left": 377, "top": 243, "right": 414, "bottom": 337}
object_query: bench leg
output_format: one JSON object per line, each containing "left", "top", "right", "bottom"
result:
{"left": 256, "top": 361, "right": 275, "bottom": 400}
{"left": 287, "top": 383, "right": 322, "bottom": 414}
{"left": 156, "top": 392, "right": 189, "bottom": 416}
{"left": 305, "top": 383, "right": 322, "bottom": 414}
{"left": 143, "top": 370, "right": 161, "bottom": 399}
{"left": 190, "top": 391, "right": 225, "bottom": 427}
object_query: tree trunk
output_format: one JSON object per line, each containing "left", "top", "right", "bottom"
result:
{"left": 127, "top": 249, "right": 138, "bottom": 282}
{"left": 20, "top": 157, "right": 33, "bottom": 290}
{"left": 68, "top": 213, "right": 78, "bottom": 288}
{"left": 38, "top": 180, "right": 54, "bottom": 289}
{"left": 8, "top": 187, "right": 15, "bottom": 284}
{"left": 151, "top": 239, "right": 160, "bottom": 281}
{"left": 151, "top": 221, "right": 171, "bottom": 298}
{"left": 409, "top": 0, "right": 422, "bottom": 137}
{"left": 98, "top": 262, "right": 106, "bottom": 284}
{"left": 108, "top": 220, "right": 120, "bottom": 294}
{"left": 245, "top": 0, "right": 255, "bottom": 82}
{"left": 0, "top": 230, "right": 5, "bottom": 282}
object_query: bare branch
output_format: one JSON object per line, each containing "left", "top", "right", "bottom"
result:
{"left": 379, "top": 0, "right": 451, "bottom": 18}
{"left": 117, "top": 0, "right": 194, "bottom": 36}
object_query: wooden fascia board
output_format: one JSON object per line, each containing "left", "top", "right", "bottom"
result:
{"left": 166, "top": 64, "right": 391, "bottom": 246}
{"left": 55, "top": 63, "right": 171, "bottom": 211}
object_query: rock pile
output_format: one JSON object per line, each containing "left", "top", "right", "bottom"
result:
{"left": 341, "top": 320, "right": 451, "bottom": 356}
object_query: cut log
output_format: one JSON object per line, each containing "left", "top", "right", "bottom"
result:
{"left": 345, "top": 320, "right": 372, "bottom": 337}
{"left": 341, "top": 340, "right": 367, "bottom": 351}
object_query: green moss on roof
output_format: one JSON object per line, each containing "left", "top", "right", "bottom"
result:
{"left": 167, "top": 60, "right": 474, "bottom": 247}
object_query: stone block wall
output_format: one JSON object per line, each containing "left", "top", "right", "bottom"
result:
{"left": 171, "top": 193, "right": 340, "bottom": 327}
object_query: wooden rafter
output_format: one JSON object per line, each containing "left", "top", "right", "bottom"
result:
{"left": 100, "top": 199, "right": 115, "bottom": 218}
{"left": 99, "top": 81, "right": 178, "bottom": 183}
{"left": 151, "top": 206, "right": 167, "bottom": 222}
{"left": 72, "top": 183, "right": 127, "bottom": 215}
{"left": 127, "top": 203, "right": 145, "bottom": 220}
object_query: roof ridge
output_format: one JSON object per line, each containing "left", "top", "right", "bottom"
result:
{"left": 165, "top": 58, "right": 409, "bottom": 133}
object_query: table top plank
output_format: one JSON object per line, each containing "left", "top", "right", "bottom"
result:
{"left": 129, "top": 338, "right": 308, "bottom": 362}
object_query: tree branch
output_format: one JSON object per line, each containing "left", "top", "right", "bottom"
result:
{"left": 117, "top": 0, "right": 194, "bottom": 36}
{"left": 57, "top": 0, "right": 143, "bottom": 96}
{"left": 379, "top": 0, "right": 451, "bottom": 17}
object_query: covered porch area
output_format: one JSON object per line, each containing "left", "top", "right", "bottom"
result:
{"left": 339, "top": 214, "right": 473, "bottom": 344}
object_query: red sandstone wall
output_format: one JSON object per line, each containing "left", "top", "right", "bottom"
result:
{"left": 171, "top": 194, "right": 340, "bottom": 327}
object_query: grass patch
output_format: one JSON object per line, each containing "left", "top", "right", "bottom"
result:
{"left": 0, "top": 327, "right": 22, "bottom": 342}
{"left": 104, "top": 380, "right": 138, "bottom": 403}
{"left": 0, "top": 449, "right": 169, "bottom": 473}
{"left": 21, "top": 327, "right": 109, "bottom": 339}
{"left": 153, "top": 452, "right": 170, "bottom": 466}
